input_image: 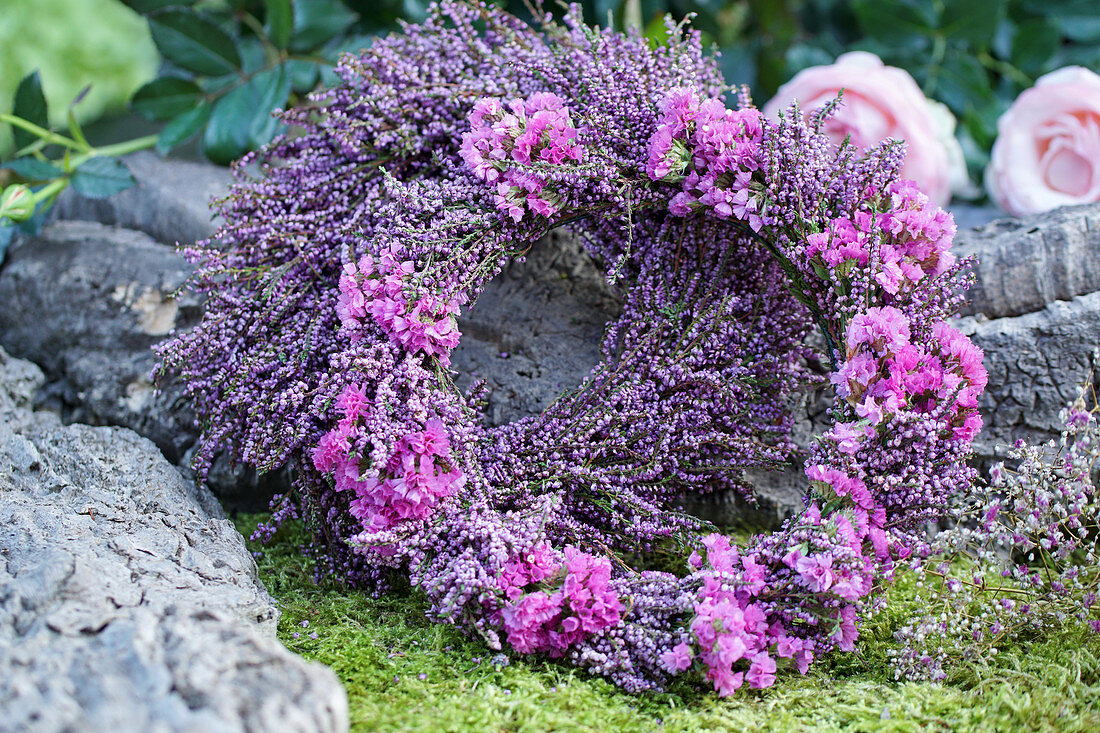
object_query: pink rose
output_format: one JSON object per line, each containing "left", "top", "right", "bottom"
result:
{"left": 763, "top": 52, "right": 964, "bottom": 206}
{"left": 987, "top": 67, "right": 1100, "bottom": 216}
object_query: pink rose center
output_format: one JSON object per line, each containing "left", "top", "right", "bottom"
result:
{"left": 1037, "top": 112, "right": 1100, "bottom": 197}
{"left": 1044, "top": 147, "right": 1092, "bottom": 196}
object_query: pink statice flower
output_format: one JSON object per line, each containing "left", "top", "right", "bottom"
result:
{"left": 846, "top": 306, "right": 911, "bottom": 357}
{"left": 462, "top": 92, "right": 583, "bottom": 222}
{"left": 337, "top": 247, "right": 464, "bottom": 364}
{"left": 794, "top": 553, "right": 835, "bottom": 593}
{"left": 805, "top": 217, "right": 868, "bottom": 269}
{"left": 833, "top": 605, "right": 860, "bottom": 652}
{"left": 311, "top": 429, "right": 349, "bottom": 473}
{"left": 646, "top": 87, "right": 765, "bottom": 229}
{"left": 316, "top": 410, "right": 465, "bottom": 533}
{"left": 660, "top": 642, "right": 695, "bottom": 673}
{"left": 498, "top": 545, "right": 622, "bottom": 657}
{"left": 746, "top": 652, "right": 777, "bottom": 689}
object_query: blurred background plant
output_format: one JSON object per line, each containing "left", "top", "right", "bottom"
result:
{"left": 4, "top": 0, "right": 1100, "bottom": 258}
{"left": 0, "top": 0, "right": 158, "bottom": 156}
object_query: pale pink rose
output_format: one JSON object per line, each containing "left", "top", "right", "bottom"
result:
{"left": 763, "top": 51, "right": 964, "bottom": 206}
{"left": 987, "top": 66, "right": 1100, "bottom": 216}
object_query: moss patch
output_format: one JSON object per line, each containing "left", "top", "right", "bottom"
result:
{"left": 237, "top": 515, "right": 1100, "bottom": 732}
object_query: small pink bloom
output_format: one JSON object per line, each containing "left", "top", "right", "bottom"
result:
{"left": 660, "top": 642, "right": 694, "bottom": 672}
{"left": 833, "top": 605, "right": 859, "bottom": 652}
{"left": 746, "top": 652, "right": 777, "bottom": 689}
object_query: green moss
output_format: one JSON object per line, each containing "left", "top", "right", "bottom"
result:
{"left": 236, "top": 515, "right": 1100, "bottom": 732}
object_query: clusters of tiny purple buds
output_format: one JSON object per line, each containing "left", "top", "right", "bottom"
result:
{"left": 890, "top": 380, "right": 1100, "bottom": 681}
{"left": 156, "top": 1, "right": 991, "bottom": 696}
{"left": 646, "top": 87, "right": 765, "bottom": 229}
{"left": 460, "top": 92, "right": 582, "bottom": 221}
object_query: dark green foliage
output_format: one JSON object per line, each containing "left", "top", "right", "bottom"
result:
{"left": 11, "top": 72, "right": 48, "bottom": 151}
{"left": 122, "top": 1, "right": 356, "bottom": 160}
{"left": 147, "top": 9, "right": 243, "bottom": 77}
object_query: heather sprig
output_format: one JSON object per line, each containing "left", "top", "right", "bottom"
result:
{"left": 889, "top": 373, "right": 1100, "bottom": 682}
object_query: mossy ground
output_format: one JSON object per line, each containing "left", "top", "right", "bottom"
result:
{"left": 236, "top": 515, "right": 1100, "bottom": 732}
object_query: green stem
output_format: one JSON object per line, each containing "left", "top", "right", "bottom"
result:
{"left": 0, "top": 114, "right": 85, "bottom": 151}
{"left": 71, "top": 134, "right": 159, "bottom": 168}
{"left": 286, "top": 53, "right": 333, "bottom": 65}
{"left": 978, "top": 51, "right": 1032, "bottom": 88}
{"left": 730, "top": 219, "right": 841, "bottom": 367}
{"left": 31, "top": 178, "right": 67, "bottom": 205}
{"left": 923, "top": 34, "right": 947, "bottom": 98}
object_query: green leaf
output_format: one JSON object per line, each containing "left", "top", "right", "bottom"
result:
{"left": 1039, "top": 0, "right": 1100, "bottom": 43}
{"left": 156, "top": 103, "right": 212, "bottom": 155}
{"left": 643, "top": 13, "right": 671, "bottom": 48}
{"left": 957, "top": 120, "right": 991, "bottom": 186}
{"left": 3, "top": 158, "right": 63, "bottom": 181}
{"left": 961, "top": 104, "right": 1000, "bottom": 153}
{"left": 784, "top": 43, "right": 834, "bottom": 77}
{"left": 148, "top": 8, "right": 242, "bottom": 77}
{"left": 71, "top": 158, "right": 137, "bottom": 199}
{"left": 202, "top": 67, "right": 290, "bottom": 165}
{"left": 931, "top": 50, "right": 995, "bottom": 117}
{"left": 715, "top": 44, "right": 757, "bottom": 93}
{"left": 238, "top": 37, "right": 269, "bottom": 74}
{"left": 265, "top": 0, "right": 294, "bottom": 49}
{"left": 1011, "top": 19, "right": 1062, "bottom": 76}
{"left": 12, "top": 72, "right": 48, "bottom": 150}
{"left": 131, "top": 77, "right": 204, "bottom": 121}
{"left": 286, "top": 58, "right": 321, "bottom": 94}
{"left": 1057, "top": 44, "right": 1100, "bottom": 71}
{"left": 850, "top": 0, "right": 935, "bottom": 47}
{"left": 291, "top": 0, "right": 358, "bottom": 52}
{"left": 940, "top": 0, "right": 1005, "bottom": 47}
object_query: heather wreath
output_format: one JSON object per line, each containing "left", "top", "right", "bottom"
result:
{"left": 157, "top": 1, "right": 986, "bottom": 696}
